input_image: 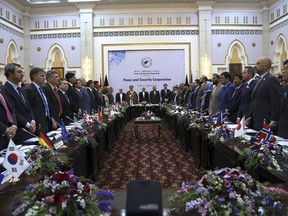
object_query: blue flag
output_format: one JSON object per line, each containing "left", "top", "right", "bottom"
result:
{"left": 0, "top": 173, "right": 4, "bottom": 185}
{"left": 61, "top": 120, "right": 72, "bottom": 142}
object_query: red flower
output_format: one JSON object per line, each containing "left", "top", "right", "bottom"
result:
{"left": 54, "top": 193, "right": 68, "bottom": 207}
{"left": 55, "top": 172, "right": 69, "bottom": 182}
{"left": 201, "top": 177, "right": 208, "bottom": 185}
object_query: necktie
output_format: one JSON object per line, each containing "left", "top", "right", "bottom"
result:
{"left": 39, "top": 87, "right": 51, "bottom": 119}
{"left": 17, "top": 87, "right": 26, "bottom": 105}
{"left": 0, "top": 93, "right": 13, "bottom": 123}
{"left": 54, "top": 87, "right": 63, "bottom": 114}
{"left": 231, "top": 87, "right": 238, "bottom": 99}
{"left": 64, "top": 92, "right": 70, "bottom": 104}
{"left": 120, "top": 93, "right": 122, "bottom": 102}
{"left": 252, "top": 77, "right": 262, "bottom": 97}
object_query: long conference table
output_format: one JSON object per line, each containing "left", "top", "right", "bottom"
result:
{"left": 0, "top": 105, "right": 287, "bottom": 215}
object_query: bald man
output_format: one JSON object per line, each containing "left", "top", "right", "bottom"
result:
{"left": 247, "top": 57, "right": 281, "bottom": 132}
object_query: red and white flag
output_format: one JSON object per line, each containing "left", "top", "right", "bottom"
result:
{"left": 3, "top": 140, "right": 29, "bottom": 178}
{"left": 257, "top": 120, "right": 277, "bottom": 143}
{"left": 234, "top": 117, "right": 245, "bottom": 138}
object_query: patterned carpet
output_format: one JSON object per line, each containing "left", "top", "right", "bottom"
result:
{"left": 95, "top": 122, "right": 202, "bottom": 189}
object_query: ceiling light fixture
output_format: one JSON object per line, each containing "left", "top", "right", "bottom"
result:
{"left": 26, "top": 0, "right": 61, "bottom": 4}
{"left": 67, "top": 0, "right": 101, "bottom": 2}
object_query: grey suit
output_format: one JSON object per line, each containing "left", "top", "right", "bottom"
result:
{"left": 208, "top": 83, "right": 223, "bottom": 115}
{"left": 249, "top": 73, "right": 281, "bottom": 131}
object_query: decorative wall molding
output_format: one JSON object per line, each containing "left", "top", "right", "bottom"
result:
{"left": 211, "top": 29, "right": 262, "bottom": 35}
{"left": 270, "top": 19, "right": 288, "bottom": 32}
{"left": 30, "top": 33, "right": 81, "bottom": 40}
{"left": 94, "top": 30, "right": 198, "bottom": 37}
{"left": 0, "top": 22, "right": 23, "bottom": 37}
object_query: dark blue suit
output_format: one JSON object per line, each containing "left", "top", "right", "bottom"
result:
{"left": 278, "top": 86, "right": 288, "bottom": 138}
{"left": 219, "top": 82, "right": 235, "bottom": 112}
{"left": 0, "top": 90, "right": 17, "bottom": 150}
{"left": 237, "top": 79, "right": 256, "bottom": 119}
{"left": 139, "top": 91, "right": 149, "bottom": 103}
{"left": 226, "top": 84, "right": 244, "bottom": 122}
{"left": 3, "top": 82, "right": 35, "bottom": 142}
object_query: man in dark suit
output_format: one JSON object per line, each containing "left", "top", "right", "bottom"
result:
{"left": 107, "top": 86, "right": 114, "bottom": 104}
{"left": 149, "top": 85, "right": 160, "bottom": 104}
{"left": 0, "top": 89, "right": 17, "bottom": 150}
{"left": 74, "top": 79, "right": 85, "bottom": 114}
{"left": 139, "top": 86, "right": 149, "bottom": 103}
{"left": 57, "top": 78, "right": 74, "bottom": 125}
{"left": 79, "top": 78, "right": 91, "bottom": 114}
{"left": 160, "top": 83, "right": 171, "bottom": 103}
{"left": 65, "top": 72, "right": 81, "bottom": 115}
{"left": 219, "top": 71, "right": 235, "bottom": 112}
{"left": 86, "top": 80, "right": 97, "bottom": 114}
{"left": 237, "top": 66, "right": 256, "bottom": 121}
{"left": 247, "top": 57, "right": 281, "bottom": 131}
{"left": 115, "top": 88, "right": 126, "bottom": 103}
{"left": 42, "top": 70, "right": 62, "bottom": 126}
{"left": 26, "top": 67, "right": 53, "bottom": 134}
{"left": 225, "top": 73, "right": 244, "bottom": 123}
{"left": 2, "top": 63, "right": 36, "bottom": 142}
{"left": 278, "top": 63, "right": 288, "bottom": 138}
{"left": 191, "top": 79, "right": 201, "bottom": 109}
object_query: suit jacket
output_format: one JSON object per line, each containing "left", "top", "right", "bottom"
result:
{"left": 160, "top": 89, "right": 171, "bottom": 103}
{"left": 139, "top": 91, "right": 149, "bottom": 103}
{"left": 237, "top": 79, "right": 256, "bottom": 119}
{"left": 226, "top": 84, "right": 244, "bottom": 122}
{"left": 149, "top": 90, "right": 160, "bottom": 104}
{"left": 249, "top": 73, "right": 281, "bottom": 131}
{"left": 93, "top": 88, "right": 103, "bottom": 109}
{"left": 58, "top": 90, "right": 73, "bottom": 125}
{"left": 0, "top": 90, "right": 17, "bottom": 150}
{"left": 107, "top": 92, "right": 114, "bottom": 104}
{"left": 42, "top": 83, "right": 61, "bottom": 124}
{"left": 277, "top": 86, "right": 288, "bottom": 138}
{"left": 66, "top": 84, "right": 79, "bottom": 114}
{"left": 219, "top": 82, "right": 235, "bottom": 112}
{"left": 76, "top": 88, "right": 85, "bottom": 112}
{"left": 208, "top": 84, "right": 223, "bottom": 114}
{"left": 115, "top": 92, "right": 126, "bottom": 103}
{"left": 25, "top": 83, "right": 50, "bottom": 133}
{"left": 2, "top": 82, "right": 35, "bottom": 141}
{"left": 80, "top": 87, "right": 91, "bottom": 114}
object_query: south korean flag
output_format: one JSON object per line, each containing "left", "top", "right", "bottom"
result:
{"left": 3, "top": 140, "right": 29, "bottom": 179}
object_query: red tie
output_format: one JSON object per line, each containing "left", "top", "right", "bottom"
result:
{"left": 0, "top": 93, "right": 13, "bottom": 123}
{"left": 54, "top": 87, "right": 63, "bottom": 114}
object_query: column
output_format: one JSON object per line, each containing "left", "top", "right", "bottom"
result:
{"left": 196, "top": 1, "right": 214, "bottom": 78}
{"left": 78, "top": 3, "right": 95, "bottom": 81}
{"left": 23, "top": 7, "right": 31, "bottom": 80}
{"left": 261, "top": 2, "right": 270, "bottom": 58}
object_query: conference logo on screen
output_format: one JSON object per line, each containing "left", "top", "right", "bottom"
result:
{"left": 141, "top": 57, "right": 152, "bottom": 68}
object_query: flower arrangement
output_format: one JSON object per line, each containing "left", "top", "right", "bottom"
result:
{"left": 168, "top": 167, "right": 286, "bottom": 216}
{"left": 81, "top": 115, "right": 107, "bottom": 131}
{"left": 13, "top": 170, "right": 114, "bottom": 216}
{"left": 140, "top": 110, "right": 156, "bottom": 120}
{"left": 188, "top": 114, "right": 213, "bottom": 131}
{"left": 25, "top": 146, "right": 70, "bottom": 176}
{"left": 67, "top": 127, "right": 88, "bottom": 145}
{"left": 208, "top": 124, "right": 234, "bottom": 144}
{"left": 241, "top": 140, "right": 288, "bottom": 172}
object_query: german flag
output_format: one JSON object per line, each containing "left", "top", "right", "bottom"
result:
{"left": 39, "top": 131, "right": 54, "bottom": 149}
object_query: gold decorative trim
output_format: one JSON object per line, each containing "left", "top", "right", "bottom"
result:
{"left": 252, "top": 42, "right": 256, "bottom": 47}
{"left": 101, "top": 42, "right": 191, "bottom": 82}
{"left": 37, "top": 47, "right": 41, "bottom": 52}
{"left": 44, "top": 43, "right": 69, "bottom": 69}
{"left": 224, "top": 39, "right": 249, "bottom": 65}
{"left": 0, "top": 38, "right": 3, "bottom": 43}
